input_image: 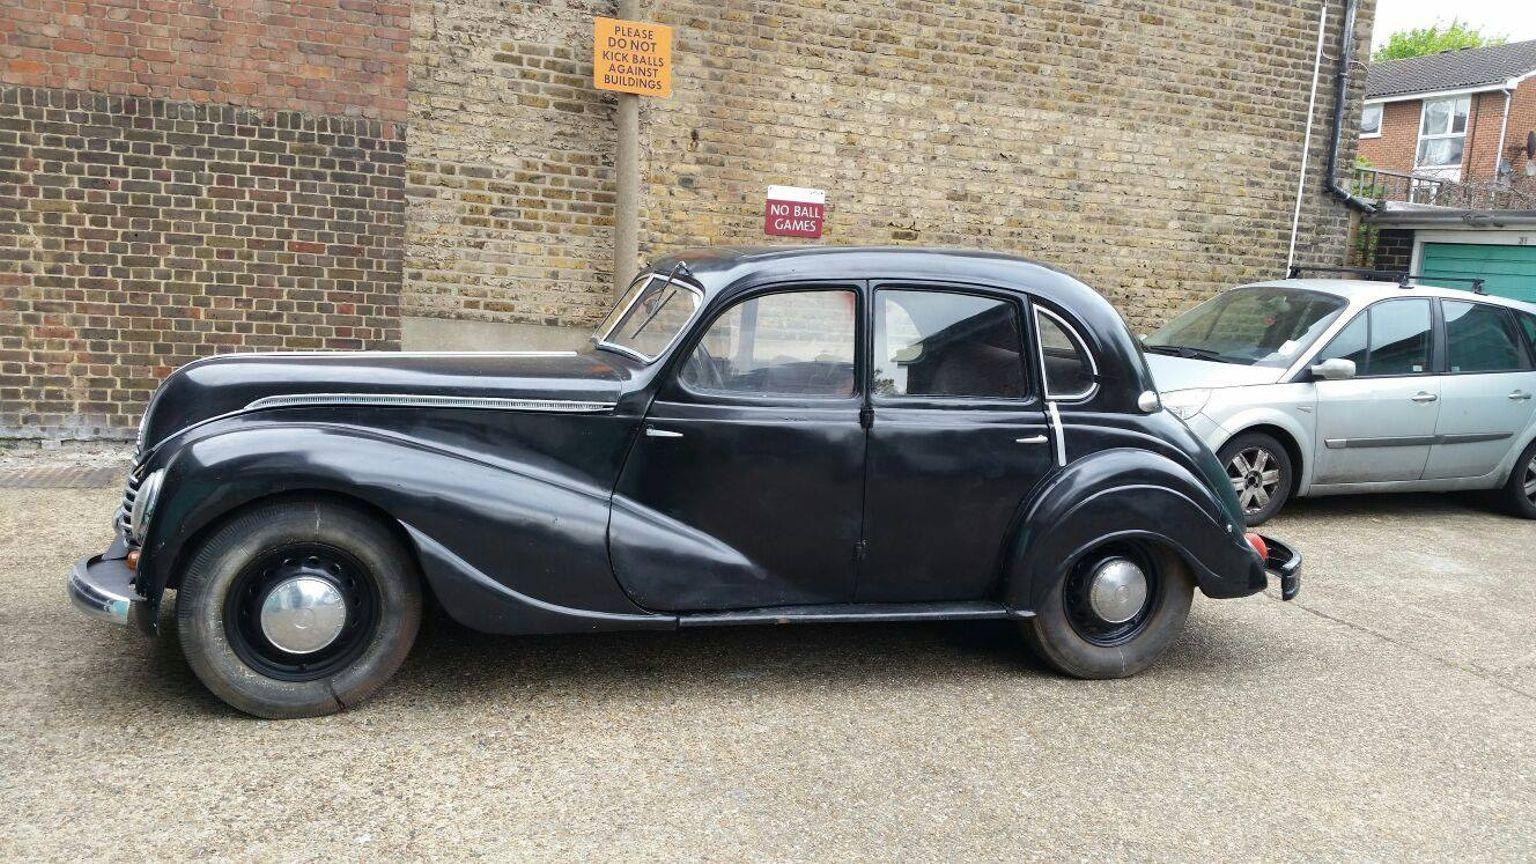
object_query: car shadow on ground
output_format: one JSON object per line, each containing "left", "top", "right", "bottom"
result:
{"left": 1275, "top": 489, "right": 1510, "bottom": 523}
{"left": 121, "top": 599, "right": 1264, "bottom": 719}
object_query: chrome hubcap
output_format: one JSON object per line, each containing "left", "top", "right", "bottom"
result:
{"left": 1228, "top": 447, "right": 1281, "bottom": 514}
{"left": 259, "top": 576, "right": 347, "bottom": 655}
{"left": 1087, "top": 557, "right": 1149, "bottom": 624}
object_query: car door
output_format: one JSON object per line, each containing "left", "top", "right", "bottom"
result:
{"left": 1311, "top": 298, "right": 1441, "bottom": 484}
{"left": 1423, "top": 300, "right": 1536, "bottom": 480}
{"left": 609, "top": 284, "right": 865, "bottom": 611}
{"left": 858, "top": 284, "right": 1054, "bottom": 603}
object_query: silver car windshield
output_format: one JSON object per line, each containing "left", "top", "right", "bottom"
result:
{"left": 1145, "top": 286, "right": 1347, "bottom": 368}
{"left": 594, "top": 274, "right": 703, "bottom": 362}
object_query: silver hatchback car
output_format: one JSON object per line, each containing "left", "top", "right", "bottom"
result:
{"left": 1144, "top": 277, "right": 1536, "bottom": 525}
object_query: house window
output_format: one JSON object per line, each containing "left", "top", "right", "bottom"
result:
{"left": 1415, "top": 95, "right": 1470, "bottom": 169}
{"left": 1360, "top": 103, "right": 1382, "bottom": 138}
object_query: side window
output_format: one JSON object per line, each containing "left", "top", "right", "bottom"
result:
{"left": 873, "top": 289, "right": 1027, "bottom": 399}
{"left": 1035, "top": 308, "right": 1096, "bottom": 399}
{"left": 678, "top": 289, "right": 856, "bottom": 397}
{"left": 1316, "top": 312, "right": 1367, "bottom": 368}
{"left": 1314, "top": 299, "right": 1431, "bottom": 377}
{"left": 1366, "top": 299, "right": 1432, "bottom": 375}
{"left": 1519, "top": 312, "right": 1536, "bottom": 360}
{"left": 1444, "top": 301, "right": 1531, "bottom": 373}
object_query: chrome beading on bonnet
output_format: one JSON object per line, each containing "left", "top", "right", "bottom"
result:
{"left": 244, "top": 393, "right": 618, "bottom": 413}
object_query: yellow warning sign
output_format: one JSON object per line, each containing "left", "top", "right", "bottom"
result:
{"left": 593, "top": 17, "right": 673, "bottom": 97}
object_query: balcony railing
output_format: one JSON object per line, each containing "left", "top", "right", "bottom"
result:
{"left": 1350, "top": 165, "right": 1536, "bottom": 211}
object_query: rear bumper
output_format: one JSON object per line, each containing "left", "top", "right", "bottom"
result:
{"left": 67, "top": 553, "right": 142, "bottom": 628}
{"left": 1258, "top": 534, "right": 1302, "bottom": 601}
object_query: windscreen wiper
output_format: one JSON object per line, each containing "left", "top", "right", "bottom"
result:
{"left": 1144, "top": 344, "right": 1244, "bottom": 364}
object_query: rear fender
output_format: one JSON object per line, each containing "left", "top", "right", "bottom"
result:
{"left": 1003, "top": 448, "right": 1265, "bottom": 611}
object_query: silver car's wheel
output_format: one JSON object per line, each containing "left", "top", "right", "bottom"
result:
{"left": 1505, "top": 442, "right": 1536, "bottom": 519}
{"left": 1216, "top": 432, "right": 1293, "bottom": 527}
{"left": 1227, "top": 447, "right": 1281, "bottom": 515}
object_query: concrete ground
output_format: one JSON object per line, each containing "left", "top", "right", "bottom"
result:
{"left": 2, "top": 484, "right": 1533, "bottom": 861}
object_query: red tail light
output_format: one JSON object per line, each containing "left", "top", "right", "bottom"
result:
{"left": 1245, "top": 532, "right": 1268, "bottom": 560}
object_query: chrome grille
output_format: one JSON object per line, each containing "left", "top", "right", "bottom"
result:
{"left": 118, "top": 466, "right": 145, "bottom": 539}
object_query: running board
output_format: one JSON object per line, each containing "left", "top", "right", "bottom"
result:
{"left": 676, "top": 600, "right": 1029, "bottom": 628}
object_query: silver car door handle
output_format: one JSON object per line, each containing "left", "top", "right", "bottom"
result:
{"left": 1015, "top": 434, "right": 1049, "bottom": 445}
{"left": 1410, "top": 392, "right": 1439, "bottom": 403}
{"left": 1509, "top": 391, "right": 1533, "bottom": 402}
{"left": 644, "top": 426, "right": 684, "bottom": 438}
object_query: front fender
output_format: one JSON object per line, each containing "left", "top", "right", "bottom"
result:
{"left": 137, "top": 420, "right": 650, "bottom": 627}
{"left": 1003, "top": 448, "right": 1265, "bottom": 612}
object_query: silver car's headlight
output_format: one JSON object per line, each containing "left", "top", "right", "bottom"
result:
{"left": 130, "top": 469, "right": 165, "bottom": 542}
{"left": 1161, "top": 388, "right": 1211, "bottom": 420}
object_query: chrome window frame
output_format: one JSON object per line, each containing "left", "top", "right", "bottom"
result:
{"left": 594, "top": 274, "right": 706, "bottom": 364}
{"left": 1034, "top": 306, "right": 1099, "bottom": 403}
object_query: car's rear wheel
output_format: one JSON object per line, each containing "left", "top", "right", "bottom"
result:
{"left": 1217, "top": 432, "right": 1292, "bottom": 526}
{"left": 1021, "top": 541, "right": 1194, "bottom": 679}
{"left": 175, "top": 500, "right": 421, "bottom": 719}
{"left": 1502, "top": 439, "right": 1536, "bottom": 519}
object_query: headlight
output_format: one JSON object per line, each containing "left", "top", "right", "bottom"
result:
{"left": 1161, "top": 388, "right": 1211, "bottom": 420}
{"left": 130, "top": 469, "right": 165, "bottom": 543}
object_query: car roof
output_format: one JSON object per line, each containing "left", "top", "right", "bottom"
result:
{"left": 1236, "top": 278, "right": 1536, "bottom": 313}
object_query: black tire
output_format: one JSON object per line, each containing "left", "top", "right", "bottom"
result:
{"left": 1217, "top": 432, "right": 1293, "bottom": 527}
{"left": 175, "top": 500, "right": 422, "bottom": 719}
{"left": 1021, "top": 542, "right": 1194, "bottom": 679}
{"left": 1503, "top": 439, "right": 1536, "bottom": 519}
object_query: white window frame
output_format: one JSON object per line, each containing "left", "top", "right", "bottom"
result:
{"left": 1034, "top": 307, "right": 1098, "bottom": 402}
{"left": 1360, "top": 102, "right": 1383, "bottom": 139}
{"left": 1414, "top": 95, "right": 1471, "bottom": 171}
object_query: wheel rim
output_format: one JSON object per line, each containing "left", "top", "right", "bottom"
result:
{"left": 224, "top": 543, "right": 380, "bottom": 682}
{"left": 1227, "top": 446, "right": 1283, "bottom": 515}
{"left": 1063, "top": 545, "right": 1160, "bottom": 646}
{"left": 1525, "top": 453, "right": 1536, "bottom": 505}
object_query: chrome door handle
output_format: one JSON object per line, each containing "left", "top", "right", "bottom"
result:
{"left": 1015, "top": 434, "right": 1049, "bottom": 445}
{"left": 1509, "top": 391, "right": 1533, "bottom": 402}
{"left": 1410, "top": 392, "right": 1439, "bottom": 403}
{"left": 644, "top": 426, "right": 684, "bottom": 438}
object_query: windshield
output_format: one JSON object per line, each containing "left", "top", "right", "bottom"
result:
{"left": 594, "top": 274, "right": 703, "bottom": 362}
{"left": 1144, "top": 286, "right": 1347, "bottom": 367}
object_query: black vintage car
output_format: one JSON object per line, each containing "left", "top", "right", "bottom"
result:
{"left": 69, "top": 247, "right": 1300, "bottom": 718}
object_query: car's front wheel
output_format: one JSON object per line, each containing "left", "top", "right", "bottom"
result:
{"left": 175, "top": 500, "right": 422, "bottom": 719}
{"left": 1021, "top": 542, "right": 1194, "bottom": 679}
{"left": 1217, "top": 432, "right": 1293, "bottom": 526}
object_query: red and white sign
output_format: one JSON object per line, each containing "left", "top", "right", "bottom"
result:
{"left": 764, "top": 185, "right": 825, "bottom": 238}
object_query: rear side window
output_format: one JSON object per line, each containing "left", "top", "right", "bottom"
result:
{"left": 1035, "top": 308, "right": 1096, "bottom": 399}
{"left": 1444, "top": 301, "right": 1531, "bottom": 373}
{"left": 1315, "top": 299, "right": 1432, "bottom": 376}
{"left": 678, "top": 288, "right": 857, "bottom": 397}
{"left": 873, "top": 290, "right": 1027, "bottom": 399}
{"left": 1520, "top": 312, "right": 1536, "bottom": 358}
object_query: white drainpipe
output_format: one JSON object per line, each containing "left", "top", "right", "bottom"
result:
{"left": 1495, "top": 87, "right": 1513, "bottom": 181}
{"left": 1288, "top": 1, "right": 1330, "bottom": 275}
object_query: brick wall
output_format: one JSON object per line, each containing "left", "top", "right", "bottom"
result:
{"left": 1358, "top": 99, "right": 1420, "bottom": 173}
{"left": 406, "top": 0, "right": 1372, "bottom": 333}
{"left": 0, "top": 0, "right": 410, "bottom": 121}
{"left": 0, "top": 0, "right": 409, "bottom": 439}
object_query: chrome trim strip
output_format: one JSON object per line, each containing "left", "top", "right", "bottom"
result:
{"left": 594, "top": 274, "right": 705, "bottom": 364}
{"left": 1047, "top": 401, "right": 1067, "bottom": 467}
{"left": 1321, "top": 432, "right": 1510, "bottom": 450}
{"left": 245, "top": 393, "right": 617, "bottom": 413}
{"left": 1035, "top": 307, "right": 1100, "bottom": 403}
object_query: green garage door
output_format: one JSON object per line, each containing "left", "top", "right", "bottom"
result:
{"left": 1419, "top": 242, "right": 1536, "bottom": 304}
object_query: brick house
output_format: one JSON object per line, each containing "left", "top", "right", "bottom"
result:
{"left": 1355, "top": 41, "right": 1536, "bottom": 303}
{"left": 1, "top": 1, "right": 1374, "bottom": 440}
{"left": 1358, "top": 39, "right": 1536, "bottom": 184}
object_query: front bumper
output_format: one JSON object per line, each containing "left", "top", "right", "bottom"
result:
{"left": 67, "top": 552, "right": 144, "bottom": 629}
{"left": 1257, "top": 534, "right": 1302, "bottom": 601}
